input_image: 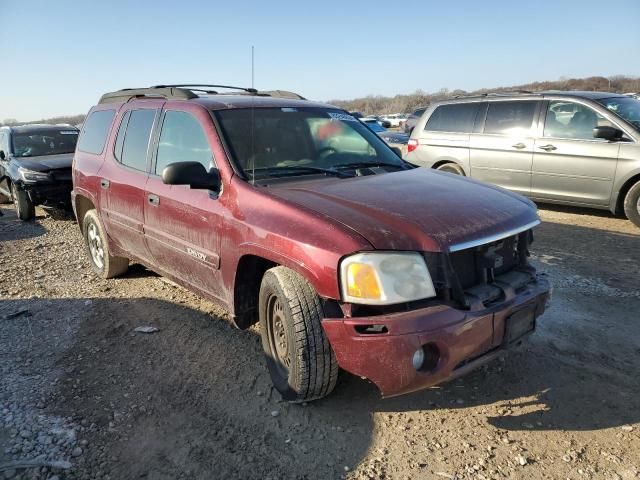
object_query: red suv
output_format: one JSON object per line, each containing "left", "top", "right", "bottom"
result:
{"left": 72, "top": 84, "right": 550, "bottom": 402}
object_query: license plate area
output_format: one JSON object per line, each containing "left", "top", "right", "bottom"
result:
{"left": 503, "top": 307, "right": 535, "bottom": 344}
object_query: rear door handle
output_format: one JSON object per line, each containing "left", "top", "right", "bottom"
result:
{"left": 512, "top": 143, "right": 526, "bottom": 149}
{"left": 100, "top": 179, "right": 110, "bottom": 189}
{"left": 147, "top": 194, "right": 160, "bottom": 206}
{"left": 538, "top": 144, "right": 557, "bottom": 151}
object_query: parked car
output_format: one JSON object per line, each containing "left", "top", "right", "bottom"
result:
{"left": 72, "top": 84, "right": 550, "bottom": 402}
{"left": 361, "top": 115, "right": 391, "bottom": 128}
{"left": 405, "top": 91, "right": 640, "bottom": 227}
{"left": 361, "top": 119, "right": 409, "bottom": 145}
{"left": 381, "top": 113, "right": 405, "bottom": 128}
{"left": 403, "top": 107, "right": 428, "bottom": 134}
{"left": 0, "top": 124, "right": 79, "bottom": 220}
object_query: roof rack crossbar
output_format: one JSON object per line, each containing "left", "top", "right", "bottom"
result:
{"left": 152, "top": 84, "right": 258, "bottom": 94}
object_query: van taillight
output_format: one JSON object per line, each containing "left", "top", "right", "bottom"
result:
{"left": 407, "top": 139, "right": 419, "bottom": 153}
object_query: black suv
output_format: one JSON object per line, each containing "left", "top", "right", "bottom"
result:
{"left": 0, "top": 124, "right": 79, "bottom": 220}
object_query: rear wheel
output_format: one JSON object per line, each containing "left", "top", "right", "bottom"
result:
{"left": 436, "top": 162, "right": 465, "bottom": 175}
{"left": 83, "top": 209, "right": 129, "bottom": 278}
{"left": 259, "top": 266, "right": 338, "bottom": 402}
{"left": 623, "top": 180, "right": 640, "bottom": 228}
{"left": 11, "top": 182, "right": 35, "bottom": 221}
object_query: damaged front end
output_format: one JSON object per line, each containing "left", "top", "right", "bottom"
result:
{"left": 322, "top": 227, "right": 551, "bottom": 398}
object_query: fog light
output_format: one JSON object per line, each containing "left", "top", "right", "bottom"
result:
{"left": 412, "top": 343, "right": 440, "bottom": 372}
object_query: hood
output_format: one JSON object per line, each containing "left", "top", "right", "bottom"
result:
{"left": 268, "top": 169, "right": 539, "bottom": 252}
{"left": 11, "top": 153, "right": 73, "bottom": 172}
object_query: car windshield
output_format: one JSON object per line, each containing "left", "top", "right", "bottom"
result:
{"left": 214, "top": 107, "right": 405, "bottom": 180}
{"left": 11, "top": 129, "right": 79, "bottom": 157}
{"left": 596, "top": 96, "right": 640, "bottom": 130}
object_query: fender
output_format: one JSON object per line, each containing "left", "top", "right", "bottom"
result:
{"left": 610, "top": 167, "right": 640, "bottom": 213}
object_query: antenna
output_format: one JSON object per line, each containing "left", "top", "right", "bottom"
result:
{"left": 251, "top": 46, "right": 255, "bottom": 89}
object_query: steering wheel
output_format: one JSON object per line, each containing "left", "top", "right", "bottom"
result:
{"left": 317, "top": 146, "right": 337, "bottom": 159}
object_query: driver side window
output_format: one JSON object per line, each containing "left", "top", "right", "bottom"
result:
{"left": 544, "top": 101, "right": 613, "bottom": 140}
{"left": 155, "top": 111, "right": 213, "bottom": 175}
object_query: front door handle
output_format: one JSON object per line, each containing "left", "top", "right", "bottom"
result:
{"left": 538, "top": 144, "right": 557, "bottom": 151}
{"left": 100, "top": 179, "right": 110, "bottom": 189}
{"left": 512, "top": 143, "right": 526, "bottom": 149}
{"left": 147, "top": 194, "right": 160, "bottom": 206}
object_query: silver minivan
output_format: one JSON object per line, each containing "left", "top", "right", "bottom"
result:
{"left": 405, "top": 91, "right": 640, "bottom": 227}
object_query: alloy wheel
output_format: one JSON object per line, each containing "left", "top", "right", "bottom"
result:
{"left": 87, "top": 222, "right": 105, "bottom": 269}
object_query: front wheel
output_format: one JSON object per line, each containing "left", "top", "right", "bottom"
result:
{"left": 436, "top": 162, "right": 465, "bottom": 175}
{"left": 623, "top": 180, "right": 640, "bottom": 228}
{"left": 11, "top": 182, "right": 35, "bottom": 221}
{"left": 259, "top": 266, "right": 338, "bottom": 402}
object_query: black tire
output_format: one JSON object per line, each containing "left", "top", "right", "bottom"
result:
{"left": 83, "top": 209, "right": 129, "bottom": 279}
{"left": 436, "top": 162, "right": 465, "bottom": 175}
{"left": 11, "top": 182, "right": 35, "bottom": 221}
{"left": 623, "top": 180, "right": 640, "bottom": 228}
{"left": 259, "top": 266, "right": 338, "bottom": 402}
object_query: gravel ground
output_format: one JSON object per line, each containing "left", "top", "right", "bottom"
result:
{"left": 0, "top": 202, "right": 639, "bottom": 480}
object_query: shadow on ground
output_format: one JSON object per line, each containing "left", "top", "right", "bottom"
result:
{"left": 0, "top": 205, "right": 48, "bottom": 241}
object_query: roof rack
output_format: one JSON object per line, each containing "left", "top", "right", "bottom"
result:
{"left": 452, "top": 89, "right": 537, "bottom": 99}
{"left": 98, "top": 84, "right": 306, "bottom": 104}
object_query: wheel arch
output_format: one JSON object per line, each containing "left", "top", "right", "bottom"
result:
{"left": 73, "top": 194, "right": 96, "bottom": 232}
{"left": 230, "top": 247, "right": 341, "bottom": 330}
{"left": 614, "top": 172, "right": 640, "bottom": 216}
{"left": 432, "top": 159, "right": 466, "bottom": 174}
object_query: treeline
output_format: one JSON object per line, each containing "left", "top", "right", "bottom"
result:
{"left": 329, "top": 75, "right": 640, "bottom": 115}
{"left": 3, "top": 75, "right": 639, "bottom": 125}
{"left": 1, "top": 114, "right": 85, "bottom": 127}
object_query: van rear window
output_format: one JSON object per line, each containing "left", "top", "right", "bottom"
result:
{"left": 78, "top": 110, "right": 116, "bottom": 154}
{"left": 425, "top": 103, "right": 480, "bottom": 133}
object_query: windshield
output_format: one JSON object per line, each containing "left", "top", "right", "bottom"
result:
{"left": 596, "top": 96, "right": 640, "bottom": 130}
{"left": 11, "top": 129, "right": 79, "bottom": 157}
{"left": 214, "top": 107, "right": 405, "bottom": 180}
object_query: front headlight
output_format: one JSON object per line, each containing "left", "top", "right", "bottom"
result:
{"left": 18, "top": 167, "right": 50, "bottom": 182}
{"left": 340, "top": 252, "right": 436, "bottom": 305}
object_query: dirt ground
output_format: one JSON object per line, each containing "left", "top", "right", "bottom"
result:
{"left": 1, "top": 202, "right": 639, "bottom": 480}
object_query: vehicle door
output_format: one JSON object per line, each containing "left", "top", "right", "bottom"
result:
{"left": 99, "top": 102, "right": 161, "bottom": 263}
{"left": 469, "top": 100, "right": 541, "bottom": 196}
{"left": 144, "top": 106, "right": 224, "bottom": 300}
{"left": 530, "top": 100, "right": 621, "bottom": 205}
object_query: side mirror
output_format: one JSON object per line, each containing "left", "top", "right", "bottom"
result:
{"left": 593, "top": 126, "right": 623, "bottom": 141}
{"left": 162, "top": 161, "right": 221, "bottom": 191}
{"left": 391, "top": 146, "right": 403, "bottom": 158}
{"left": 0, "top": 151, "right": 5, "bottom": 160}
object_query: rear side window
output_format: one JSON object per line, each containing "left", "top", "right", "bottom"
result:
{"left": 483, "top": 101, "right": 537, "bottom": 135}
{"left": 119, "top": 109, "right": 156, "bottom": 171}
{"left": 78, "top": 110, "right": 116, "bottom": 154}
{"left": 155, "top": 111, "right": 213, "bottom": 175}
{"left": 425, "top": 103, "right": 480, "bottom": 133}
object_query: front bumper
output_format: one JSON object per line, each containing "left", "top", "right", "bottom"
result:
{"left": 23, "top": 181, "right": 72, "bottom": 208}
{"left": 322, "top": 275, "right": 550, "bottom": 397}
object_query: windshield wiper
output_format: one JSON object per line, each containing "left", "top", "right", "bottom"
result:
{"left": 251, "top": 166, "right": 354, "bottom": 178}
{"left": 335, "top": 161, "right": 407, "bottom": 170}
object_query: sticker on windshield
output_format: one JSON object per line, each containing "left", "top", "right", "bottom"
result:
{"left": 328, "top": 112, "right": 357, "bottom": 122}
{"left": 59, "top": 131, "right": 78, "bottom": 135}
{"left": 281, "top": 108, "right": 298, "bottom": 112}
